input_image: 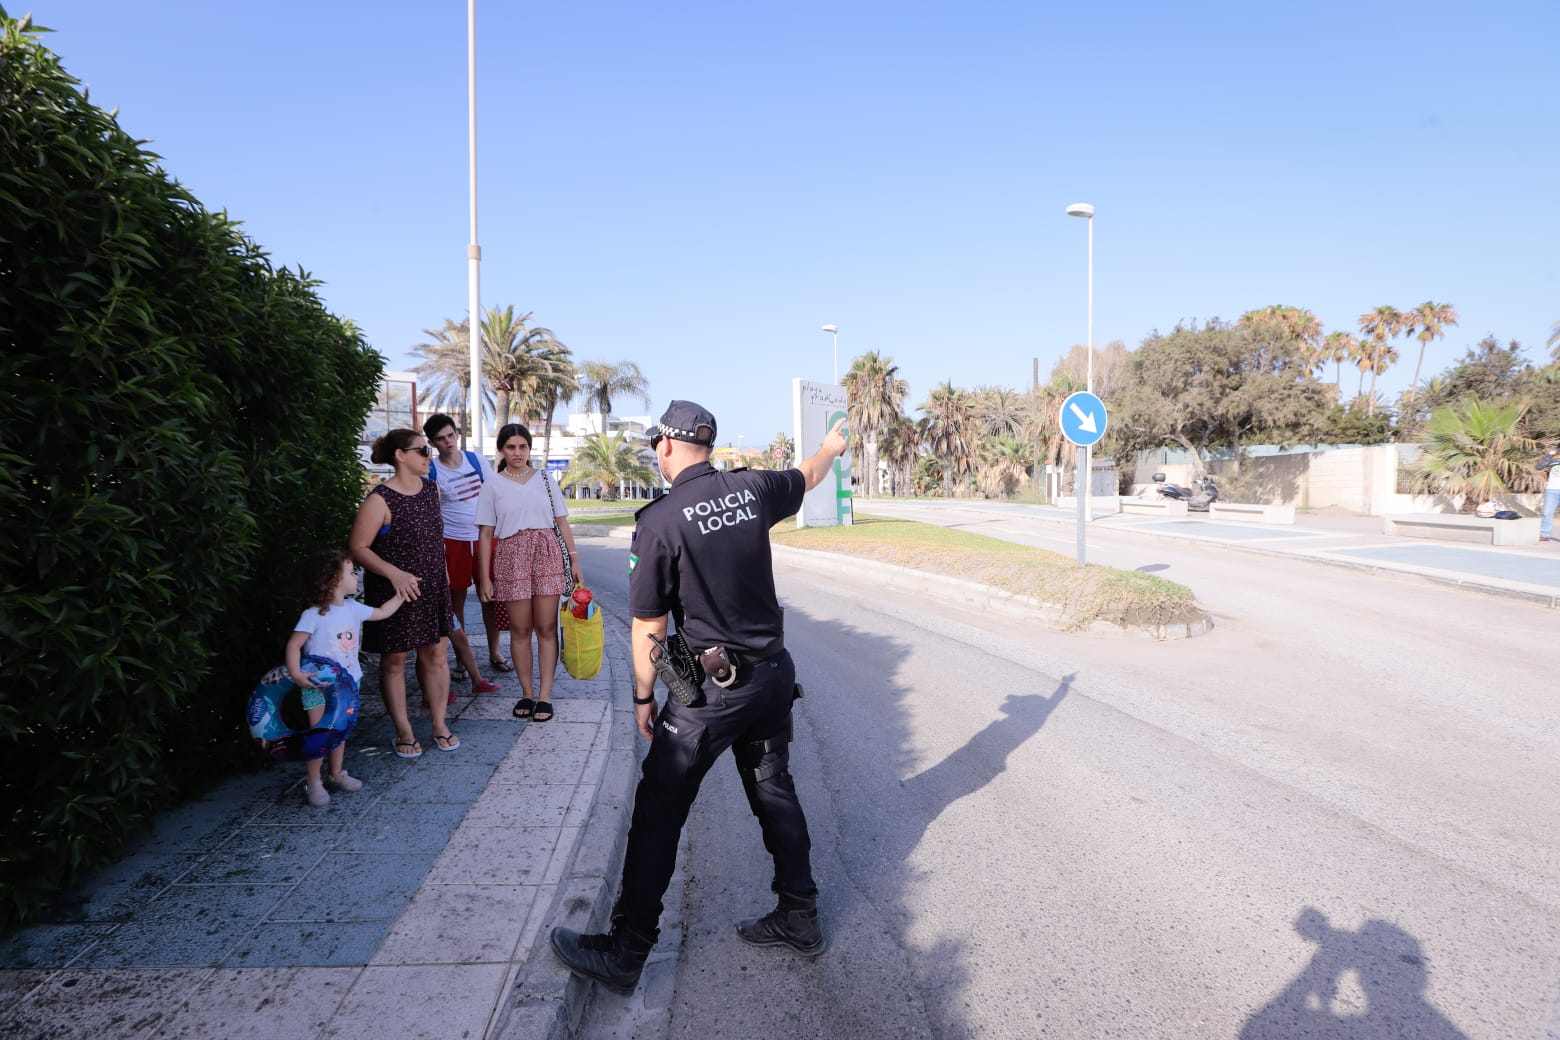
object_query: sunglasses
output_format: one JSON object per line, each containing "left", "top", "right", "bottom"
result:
{"left": 400, "top": 444, "right": 434, "bottom": 458}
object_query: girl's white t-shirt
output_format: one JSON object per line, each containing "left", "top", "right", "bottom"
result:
{"left": 293, "top": 600, "right": 376, "bottom": 680}
{"left": 474, "top": 468, "right": 568, "bottom": 539}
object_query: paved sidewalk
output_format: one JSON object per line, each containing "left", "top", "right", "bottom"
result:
{"left": 0, "top": 563, "right": 641, "bottom": 1040}
{"left": 867, "top": 500, "right": 1560, "bottom": 606}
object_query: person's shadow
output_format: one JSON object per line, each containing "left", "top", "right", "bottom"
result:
{"left": 836, "top": 673, "right": 1071, "bottom": 885}
{"left": 896, "top": 676, "right": 1071, "bottom": 845}
{"left": 1240, "top": 907, "right": 1469, "bottom": 1039}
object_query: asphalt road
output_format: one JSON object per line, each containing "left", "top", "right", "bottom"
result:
{"left": 574, "top": 519, "right": 1560, "bottom": 1040}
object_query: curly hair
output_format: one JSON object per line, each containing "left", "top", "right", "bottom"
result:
{"left": 301, "top": 550, "right": 351, "bottom": 614}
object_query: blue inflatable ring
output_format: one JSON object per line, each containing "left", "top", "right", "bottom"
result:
{"left": 247, "top": 654, "right": 360, "bottom": 761}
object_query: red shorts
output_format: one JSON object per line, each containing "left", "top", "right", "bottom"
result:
{"left": 444, "top": 538, "right": 479, "bottom": 590}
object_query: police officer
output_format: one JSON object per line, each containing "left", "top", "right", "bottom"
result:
{"left": 550, "top": 400, "right": 849, "bottom": 994}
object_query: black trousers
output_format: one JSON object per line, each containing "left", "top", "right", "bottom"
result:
{"left": 616, "top": 649, "right": 815, "bottom": 939}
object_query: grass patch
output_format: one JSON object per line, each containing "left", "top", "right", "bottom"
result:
{"left": 573, "top": 513, "right": 637, "bottom": 526}
{"left": 771, "top": 514, "right": 1201, "bottom": 631}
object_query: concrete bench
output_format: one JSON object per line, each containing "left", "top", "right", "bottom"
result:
{"left": 1120, "top": 497, "right": 1189, "bottom": 518}
{"left": 1382, "top": 513, "right": 1539, "bottom": 546}
{"left": 1208, "top": 502, "right": 1295, "bottom": 525}
{"left": 1054, "top": 495, "right": 1121, "bottom": 516}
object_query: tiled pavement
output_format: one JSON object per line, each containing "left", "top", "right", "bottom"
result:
{"left": 0, "top": 580, "right": 641, "bottom": 1040}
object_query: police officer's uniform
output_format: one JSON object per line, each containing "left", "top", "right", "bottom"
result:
{"left": 550, "top": 401, "right": 825, "bottom": 993}
{"left": 616, "top": 446, "right": 815, "bottom": 939}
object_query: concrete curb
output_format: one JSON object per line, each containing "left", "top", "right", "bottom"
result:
{"left": 490, "top": 607, "right": 641, "bottom": 1040}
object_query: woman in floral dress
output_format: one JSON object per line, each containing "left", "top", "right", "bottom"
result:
{"left": 350, "top": 428, "right": 458, "bottom": 757}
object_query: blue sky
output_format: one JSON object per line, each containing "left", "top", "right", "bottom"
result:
{"left": 31, "top": 0, "right": 1560, "bottom": 446}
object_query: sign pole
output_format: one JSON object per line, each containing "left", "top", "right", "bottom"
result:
{"left": 1077, "top": 445, "right": 1088, "bottom": 564}
{"left": 1059, "top": 390, "right": 1108, "bottom": 567}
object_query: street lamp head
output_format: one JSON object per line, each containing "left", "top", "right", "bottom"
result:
{"left": 1065, "top": 203, "right": 1094, "bottom": 218}
{"left": 820, "top": 324, "right": 838, "bottom": 334}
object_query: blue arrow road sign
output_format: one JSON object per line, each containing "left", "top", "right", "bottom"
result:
{"left": 1060, "top": 391, "right": 1108, "bottom": 447}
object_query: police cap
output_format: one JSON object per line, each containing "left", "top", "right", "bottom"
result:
{"left": 649, "top": 400, "right": 717, "bottom": 448}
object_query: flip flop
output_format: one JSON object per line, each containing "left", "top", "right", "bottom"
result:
{"left": 433, "top": 731, "right": 460, "bottom": 752}
{"left": 512, "top": 697, "right": 535, "bottom": 719}
{"left": 530, "top": 700, "right": 554, "bottom": 722}
{"left": 394, "top": 739, "right": 423, "bottom": 759}
{"left": 489, "top": 658, "right": 515, "bottom": 673}
{"left": 451, "top": 665, "right": 469, "bottom": 682}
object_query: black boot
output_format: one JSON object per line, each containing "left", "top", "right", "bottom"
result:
{"left": 550, "top": 919, "right": 656, "bottom": 994}
{"left": 736, "top": 889, "right": 826, "bottom": 957}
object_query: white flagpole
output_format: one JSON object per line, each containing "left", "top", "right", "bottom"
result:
{"left": 466, "top": 0, "right": 483, "bottom": 451}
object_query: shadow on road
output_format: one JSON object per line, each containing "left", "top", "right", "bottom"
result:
{"left": 1240, "top": 907, "right": 1469, "bottom": 1039}
{"left": 894, "top": 678, "right": 1072, "bottom": 855}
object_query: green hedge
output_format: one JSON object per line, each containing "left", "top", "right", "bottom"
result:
{"left": 0, "top": 11, "right": 385, "bottom": 928}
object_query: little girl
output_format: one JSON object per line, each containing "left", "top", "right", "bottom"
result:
{"left": 286, "top": 550, "right": 404, "bottom": 807}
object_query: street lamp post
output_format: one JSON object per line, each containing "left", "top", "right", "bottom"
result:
{"left": 1065, "top": 202, "right": 1094, "bottom": 564}
{"left": 821, "top": 324, "right": 839, "bottom": 384}
{"left": 466, "top": 0, "right": 483, "bottom": 453}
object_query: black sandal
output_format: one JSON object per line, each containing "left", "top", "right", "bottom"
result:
{"left": 531, "top": 700, "right": 554, "bottom": 722}
{"left": 512, "top": 697, "right": 535, "bottom": 719}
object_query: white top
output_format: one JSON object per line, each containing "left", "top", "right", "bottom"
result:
{"left": 430, "top": 450, "right": 497, "bottom": 541}
{"left": 1549, "top": 463, "right": 1560, "bottom": 492}
{"left": 475, "top": 467, "right": 568, "bottom": 539}
{"left": 293, "top": 600, "right": 376, "bottom": 681}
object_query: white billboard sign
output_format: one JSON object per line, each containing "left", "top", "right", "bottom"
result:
{"left": 792, "top": 379, "right": 852, "bottom": 529}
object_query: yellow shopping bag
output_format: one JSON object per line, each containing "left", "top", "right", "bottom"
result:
{"left": 558, "top": 598, "right": 604, "bottom": 680}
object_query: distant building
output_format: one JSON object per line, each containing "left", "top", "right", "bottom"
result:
{"left": 359, "top": 370, "right": 418, "bottom": 483}
{"left": 543, "top": 412, "right": 659, "bottom": 499}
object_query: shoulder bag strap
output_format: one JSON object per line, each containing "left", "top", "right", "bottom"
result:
{"left": 540, "top": 469, "right": 575, "bottom": 591}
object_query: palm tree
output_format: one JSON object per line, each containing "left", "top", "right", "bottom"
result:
{"left": 1030, "top": 373, "right": 1079, "bottom": 500}
{"left": 1412, "top": 399, "right": 1542, "bottom": 510}
{"left": 764, "top": 432, "right": 795, "bottom": 469}
{"left": 973, "top": 385, "right": 1030, "bottom": 439}
{"left": 559, "top": 432, "right": 655, "bottom": 501}
{"left": 1357, "top": 306, "right": 1405, "bottom": 415}
{"left": 1322, "top": 332, "right": 1358, "bottom": 393}
{"left": 976, "top": 435, "right": 1031, "bottom": 499}
{"left": 841, "top": 351, "right": 909, "bottom": 500}
{"left": 1402, "top": 301, "right": 1459, "bottom": 401}
{"left": 918, "top": 381, "right": 976, "bottom": 497}
{"left": 481, "top": 306, "right": 564, "bottom": 425}
{"left": 577, "top": 360, "right": 651, "bottom": 425}
{"left": 410, "top": 319, "right": 495, "bottom": 439}
{"left": 875, "top": 416, "right": 918, "bottom": 497}
{"left": 530, "top": 341, "right": 579, "bottom": 465}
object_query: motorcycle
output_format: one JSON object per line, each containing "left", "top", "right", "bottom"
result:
{"left": 1152, "top": 472, "right": 1219, "bottom": 512}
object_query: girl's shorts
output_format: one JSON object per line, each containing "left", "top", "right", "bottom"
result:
{"left": 493, "top": 528, "right": 567, "bottom": 603}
